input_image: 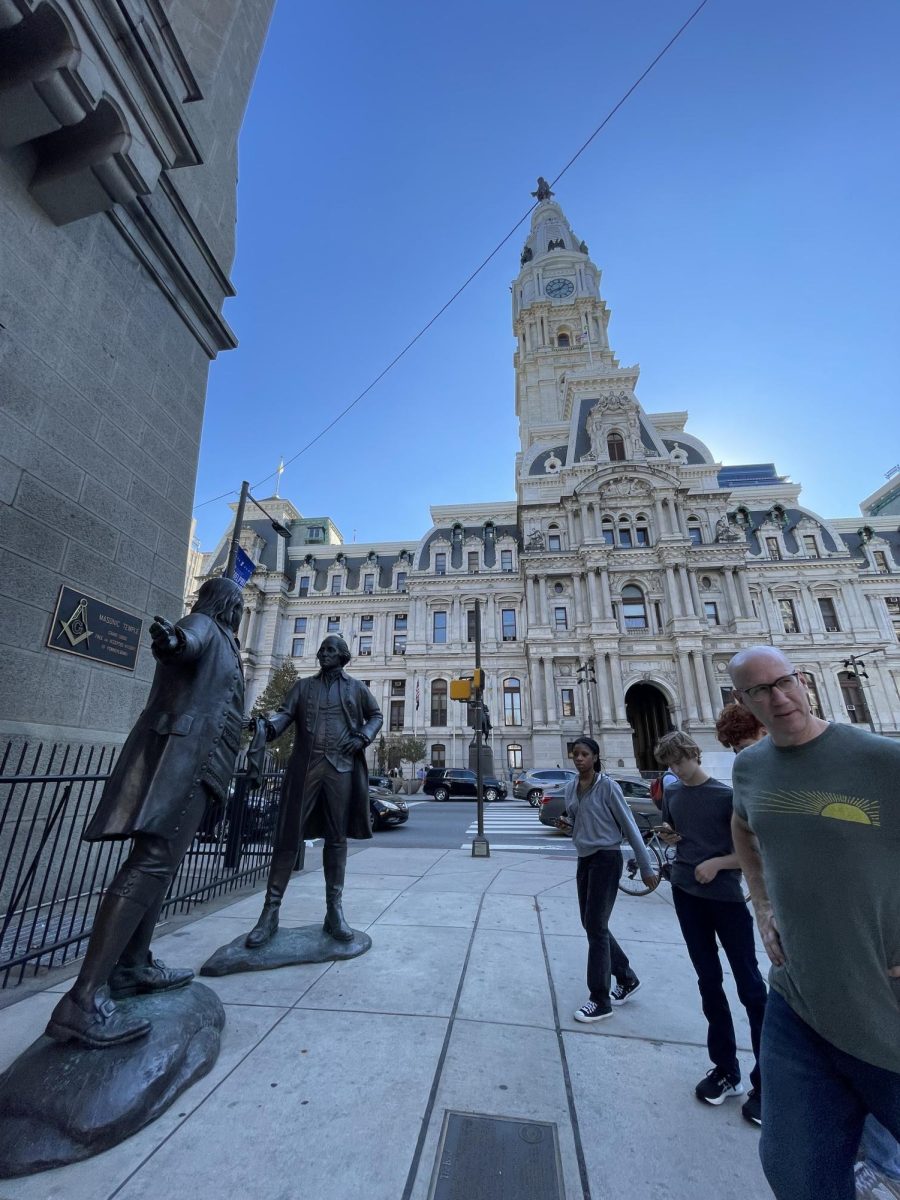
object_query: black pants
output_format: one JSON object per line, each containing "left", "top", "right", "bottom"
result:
{"left": 672, "top": 885, "right": 768, "bottom": 1089}
{"left": 576, "top": 847, "right": 634, "bottom": 1010}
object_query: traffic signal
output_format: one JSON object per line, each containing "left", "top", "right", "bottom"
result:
{"left": 471, "top": 667, "right": 485, "bottom": 690}
{"left": 449, "top": 678, "right": 472, "bottom": 701}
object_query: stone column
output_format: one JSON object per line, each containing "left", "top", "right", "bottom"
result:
{"left": 573, "top": 575, "right": 585, "bottom": 625}
{"left": 586, "top": 568, "right": 600, "bottom": 621}
{"left": 736, "top": 567, "right": 753, "bottom": 618}
{"left": 677, "top": 650, "right": 699, "bottom": 720}
{"left": 451, "top": 595, "right": 461, "bottom": 645}
{"left": 800, "top": 587, "right": 820, "bottom": 634}
{"left": 608, "top": 654, "right": 626, "bottom": 720}
{"left": 703, "top": 652, "right": 723, "bottom": 714}
{"left": 722, "top": 569, "right": 740, "bottom": 623}
{"left": 543, "top": 656, "right": 557, "bottom": 724}
{"left": 842, "top": 581, "right": 867, "bottom": 629}
{"left": 678, "top": 566, "right": 693, "bottom": 617}
{"left": 653, "top": 498, "right": 666, "bottom": 539}
{"left": 599, "top": 566, "right": 613, "bottom": 614}
{"left": 566, "top": 507, "right": 577, "bottom": 544}
{"left": 688, "top": 570, "right": 702, "bottom": 617}
{"left": 595, "top": 652, "right": 612, "bottom": 722}
{"left": 580, "top": 504, "right": 590, "bottom": 542}
{"left": 539, "top": 577, "right": 549, "bottom": 625}
{"left": 665, "top": 565, "right": 682, "bottom": 617}
{"left": 691, "top": 651, "right": 713, "bottom": 721}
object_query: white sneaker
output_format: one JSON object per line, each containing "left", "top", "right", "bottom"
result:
{"left": 855, "top": 1161, "right": 900, "bottom": 1200}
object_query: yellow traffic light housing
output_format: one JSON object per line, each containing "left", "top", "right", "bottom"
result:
{"left": 471, "top": 668, "right": 484, "bottom": 690}
{"left": 449, "top": 678, "right": 472, "bottom": 701}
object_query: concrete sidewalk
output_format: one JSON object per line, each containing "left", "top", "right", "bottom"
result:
{"left": 0, "top": 847, "right": 772, "bottom": 1200}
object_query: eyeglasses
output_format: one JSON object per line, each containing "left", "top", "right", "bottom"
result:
{"left": 738, "top": 672, "right": 801, "bottom": 702}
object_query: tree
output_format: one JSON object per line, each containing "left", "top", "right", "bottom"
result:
{"left": 396, "top": 736, "right": 427, "bottom": 776}
{"left": 249, "top": 659, "right": 298, "bottom": 765}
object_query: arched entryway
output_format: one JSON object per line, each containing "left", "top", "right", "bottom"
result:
{"left": 625, "top": 682, "right": 674, "bottom": 771}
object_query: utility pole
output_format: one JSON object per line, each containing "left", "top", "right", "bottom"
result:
{"left": 225, "top": 480, "right": 250, "bottom": 581}
{"left": 842, "top": 655, "right": 876, "bottom": 733}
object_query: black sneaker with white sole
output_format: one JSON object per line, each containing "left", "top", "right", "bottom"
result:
{"left": 610, "top": 976, "right": 641, "bottom": 1005}
{"left": 574, "top": 1000, "right": 612, "bottom": 1023}
{"left": 695, "top": 1067, "right": 744, "bottom": 1105}
{"left": 741, "top": 1089, "right": 762, "bottom": 1126}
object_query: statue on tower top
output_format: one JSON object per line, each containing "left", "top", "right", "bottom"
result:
{"left": 531, "top": 176, "right": 554, "bottom": 201}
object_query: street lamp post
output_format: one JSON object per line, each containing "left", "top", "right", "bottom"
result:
{"left": 224, "top": 481, "right": 292, "bottom": 583}
{"left": 576, "top": 661, "right": 596, "bottom": 736}
{"left": 842, "top": 655, "right": 876, "bottom": 734}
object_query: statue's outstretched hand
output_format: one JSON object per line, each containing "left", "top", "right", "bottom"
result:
{"left": 150, "top": 615, "right": 180, "bottom": 654}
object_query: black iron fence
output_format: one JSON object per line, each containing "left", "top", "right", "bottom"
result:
{"left": 0, "top": 739, "right": 285, "bottom": 989}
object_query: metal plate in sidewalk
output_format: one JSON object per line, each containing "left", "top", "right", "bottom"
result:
{"left": 428, "top": 1110, "right": 563, "bottom": 1200}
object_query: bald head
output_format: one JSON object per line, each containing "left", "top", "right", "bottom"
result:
{"left": 728, "top": 645, "right": 826, "bottom": 747}
{"left": 728, "top": 646, "right": 794, "bottom": 688}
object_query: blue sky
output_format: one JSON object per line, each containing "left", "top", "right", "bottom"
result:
{"left": 192, "top": 0, "right": 900, "bottom": 549}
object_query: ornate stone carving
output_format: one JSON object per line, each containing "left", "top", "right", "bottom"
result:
{"left": 526, "top": 529, "right": 545, "bottom": 550}
{"left": 715, "top": 514, "right": 745, "bottom": 543}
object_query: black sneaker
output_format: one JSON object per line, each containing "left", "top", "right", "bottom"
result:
{"left": 741, "top": 1089, "right": 762, "bottom": 1126}
{"left": 573, "top": 1000, "right": 613, "bottom": 1023}
{"left": 610, "top": 976, "right": 641, "bottom": 1005}
{"left": 695, "top": 1067, "right": 744, "bottom": 1105}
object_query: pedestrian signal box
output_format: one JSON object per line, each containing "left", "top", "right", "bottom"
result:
{"left": 471, "top": 668, "right": 484, "bottom": 690}
{"left": 449, "top": 679, "right": 472, "bottom": 701}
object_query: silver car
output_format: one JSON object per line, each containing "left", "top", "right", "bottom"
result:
{"left": 537, "top": 773, "right": 660, "bottom": 831}
{"left": 513, "top": 768, "right": 577, "bottom": 806}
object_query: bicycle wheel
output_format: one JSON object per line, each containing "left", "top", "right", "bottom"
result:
{"left": 618, "top": 842, "right": 663, "bottom": 896}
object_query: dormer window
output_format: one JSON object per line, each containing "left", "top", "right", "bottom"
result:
{"left": 435, "top": 552, "right": 447, "bottom": 575}
{"left": 607, "top": 432, "right": 626, "bottom": 462}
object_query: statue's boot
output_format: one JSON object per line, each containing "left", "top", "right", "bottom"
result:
{"left": 45, "top": 868, "right": 162, "bottom": 1047}
{"left": 322, "top": 843, "right": 353, "bottom": 942}
{"left": 109, "top": 879, "right": 193, "bottom": 998}
{"left": 245, "top": 849, "right": 295, "bottom": 948}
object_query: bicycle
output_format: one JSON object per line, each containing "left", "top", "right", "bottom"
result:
{"left": 618, "top": 811, "right": 751, "bottom": 902}
{"left": 618, "top": 811, "right": 674, "bottom": 896}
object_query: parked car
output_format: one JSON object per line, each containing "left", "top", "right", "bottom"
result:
{"left": 422, "top": 767, "right": 508, "bottom": 802}
{"left": 513, "top": 768, "right": 577, "bottom": 806}
{"left": 370, "top": 785, "right": 408, "bottom": 830}
{"left": 368, "top": 773, "right": 394, "bottom": 792}
{"left": 537, "top": 773, "right": 658, "bottom": 832}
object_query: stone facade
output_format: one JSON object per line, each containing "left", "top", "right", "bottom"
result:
{"left": 0, "top": 0, "right": 274, "bottom": 744}
{"left": 196, "top": 192, "right": 900, "bottom": 780}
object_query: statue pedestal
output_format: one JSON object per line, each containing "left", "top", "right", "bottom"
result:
{"left": 467, "top": 741, "right": 495, "bottom": 778}
{"left": 0, "top": 983, "right": 224, "bottom": 1178}
{"left": 200, "top": 924, "right": 372, "bottom": 977}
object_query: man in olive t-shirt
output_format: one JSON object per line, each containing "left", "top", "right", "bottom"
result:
{"left": 729, "top": 647, "right": 900, "bottom": 1200}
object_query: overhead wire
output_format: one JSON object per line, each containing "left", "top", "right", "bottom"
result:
{"left": 193, "top": 0, "right": 712, "bottom": 513}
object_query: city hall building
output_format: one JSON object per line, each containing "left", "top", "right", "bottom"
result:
{"left": 198, "top": 192, "right": 900, "bottom": 780}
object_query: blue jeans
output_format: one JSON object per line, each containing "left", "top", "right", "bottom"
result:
{"left": 761, "top": 989, "right": 900, "bottom": 1200}
{"left": 860, "top": 1116, "right": 900, "bottom": 1180}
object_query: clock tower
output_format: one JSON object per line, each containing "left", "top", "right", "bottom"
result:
{"left": 512, "top": 187, "right": 644, "bottom": 494}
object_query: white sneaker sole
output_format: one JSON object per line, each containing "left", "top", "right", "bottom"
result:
{"left": 699, "top": 1085, "right": 744, "bottom": 1106}
{"left": 574, "top": 1009, "right": 613, "bottom": 1023}
{"left": 611, "top": 980, "right": 642, "bottom": 1006}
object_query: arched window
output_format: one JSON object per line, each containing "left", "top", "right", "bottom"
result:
{"left": 557, "top": 332, "right": 570, "bottom": 348}
{"left": 607, "top": 432, "right": 626, "bottom": 462}
{"left": 601, "top": 517, "right": 615, "bottom": 546}
{"left": 838, "top": 671, "right": 869, "bottom": 725}
{"left": 506, "top": 743, "right": 523, "bottom": 770}
{"left": 622, "top": 585, "right": 648, "bottom": 630}
{"left": 687, "top": 516, "right": 703, "bottom": 546}
{"left": 503, "top": 677, "right": 523, "bottom": 726}
{"left": 430, "top": 679, "right": 448, "bottom": 727}
{"left": 547, "top": 523, "right": 562, "bottom": 552}
{"left": 618, "top": 516, "right": 633, "bottom": 548}
{"left": 431, "top": 743, "right": 446, "bottom": 767}
{"left": 635, "top": 514, "right": 650, "bottom": 546}
{"left": 801, "top": 672, "right": 824, "bottom": 719}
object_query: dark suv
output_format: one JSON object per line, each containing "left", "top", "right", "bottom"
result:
{"left": 423, "top": 768, "right": 508, "bottom": 802}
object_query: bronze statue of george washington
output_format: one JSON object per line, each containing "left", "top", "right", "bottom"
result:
{"left": 46, "top": 577, "right": 245, "bottom": 1049}
{"left": 246, "top": 634, "right": 383, "bottom": 948}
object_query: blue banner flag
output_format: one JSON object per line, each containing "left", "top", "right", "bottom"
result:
{"left": 232, "top": 546, "right": 256, "bottom": 588}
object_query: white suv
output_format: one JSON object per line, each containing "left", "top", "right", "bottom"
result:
{"left": 513, "top": 768, "right": 577, "bottom": 806}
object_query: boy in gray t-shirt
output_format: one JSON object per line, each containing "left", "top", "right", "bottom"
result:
{"left": 655, "top": 731, "right": 767, "bottom": 1126}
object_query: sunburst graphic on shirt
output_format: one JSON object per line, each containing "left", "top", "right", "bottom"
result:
{"left": 755, "top": 790, "right": 880, "bottom": 826}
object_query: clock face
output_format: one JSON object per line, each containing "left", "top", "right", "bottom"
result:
{"left": 545, "top": 278, "right": 574, "bottom": 299}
